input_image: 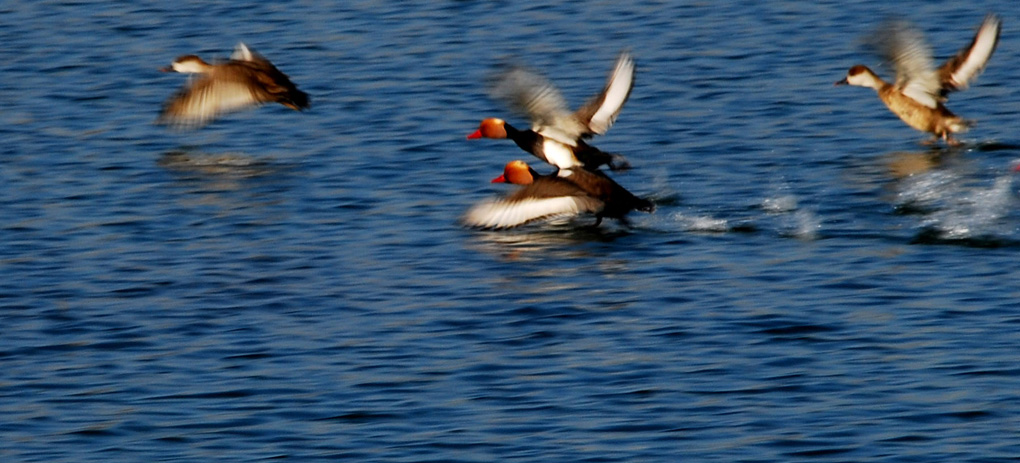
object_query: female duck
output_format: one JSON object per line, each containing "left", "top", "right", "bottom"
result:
{"left": 159, "top": 43, "right": 309, "bottom": 128}
{"left": 836, "top": 14, "right": 1000, "bottom": 145}
{"left": 463, "top": 160, "right": 654, "bottom": 229}
{"left": 468, "top": 51, "right": 635, "bottom": 170}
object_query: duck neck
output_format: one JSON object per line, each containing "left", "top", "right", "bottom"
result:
{"left": 503, "top": 123, "right": 540, "bottom": 153}
{"left": 859, "top": 72, "right": 887, "bottom": 91}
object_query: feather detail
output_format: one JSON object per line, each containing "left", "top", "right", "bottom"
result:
{"left": 462, "top": 195, "right": 602, "bottom": 229}
{"left": 574, "top": 52, "right": 635, "bottom": 136}
{"left": 878, "top": 20, "right": 940, "bottom": 108}
{"left": 938, "top": 14, "right": 1001, "bottom": 94}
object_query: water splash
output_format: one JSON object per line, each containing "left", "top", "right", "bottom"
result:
{"left": 760, "top": 191, "right": 820, "bottom": 240}
{"left": 671, "top": 212, "right": 729, "bottom": 232}
{"left": 894, "top": 169, "right": 960, "bottom": 213}
{"left": 921, "top": 173, "right": 1016, "bottom": 240}
{"left": 761, "top": 194, "right": 798, "bottom": 213}
{"left": 788, "top": 209, "right": 821, "bottom": 240}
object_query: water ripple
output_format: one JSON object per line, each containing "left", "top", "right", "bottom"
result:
{"left": 3, "top": 1, "right": 1020, "bottom": 463}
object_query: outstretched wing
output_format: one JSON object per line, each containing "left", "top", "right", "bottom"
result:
{"left": 491, "top": 65, "right": 586, "bottom": 144}
{"left": 877, "top": 20, "right": 941, "bottom": 108}
{"left": 158, "top": 74, "right": 261, "bottom": 128}
{"left": 938, "top": 14, "right": 1001, "bottom": 96}
{"left": 462, "top": 194, "right": 602, "bottom": 229}
{"left": 574, "top": 51, "right": 635, "bottom": 137}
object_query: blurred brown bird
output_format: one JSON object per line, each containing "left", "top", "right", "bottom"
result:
{"left": 158, "top": 43, "right": 309, "bottom": 128}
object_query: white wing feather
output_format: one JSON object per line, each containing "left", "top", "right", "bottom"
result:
{"left": 463, "top": 196, "right": 598, "bottom": 229}
{"left": 880, "top": 21, "right": 940, "bottom": 108}
{"left": 583, "top": 52, "right": 635, "bottom": 135}
{"left": 492, "top": 66, "right": 585, "bottom": 144}
{"left": 945, "top": 15, "right": 1001, "bottom": 91}
{"left": 230, "top": 42, "right": 255, "bottom": 61}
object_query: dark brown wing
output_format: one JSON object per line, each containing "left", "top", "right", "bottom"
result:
{"left": 240, "top": 59, "right": 310, "bottom": 110}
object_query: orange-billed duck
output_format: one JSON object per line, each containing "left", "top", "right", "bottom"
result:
{"left": 158, "top": 43, "right": 310, "bottom": 128}
{"left": 836, "top": 14, "right": 1000, "bottom": 145}
{"left": 462, "top": 160, "right": 654, "bottom": 229}
{"left": 468, "top": 51, "right": 635, "bottom": 171}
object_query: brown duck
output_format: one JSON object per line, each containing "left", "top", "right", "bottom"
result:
{"left": 158, "top": 43, "right": 309, "bottom": 128}
{"left": 836, "top": 14, "right": 1001, "bottom": 145}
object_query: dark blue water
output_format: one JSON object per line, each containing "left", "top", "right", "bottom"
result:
{"left": 3, "top": 1, "right": 1020, "bottom": 462}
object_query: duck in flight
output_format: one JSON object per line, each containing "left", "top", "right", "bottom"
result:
{"left": 468, "top": 51, "right": 635, "bottom": 171}
{"left": 462, "top": 160, "right": 654, "bottom": 229}
{"left": 836, "top": 14, "right": 1000, "bottom": 145}
{"left": 158, "top": 43, "right": 309, "bottom": 128}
